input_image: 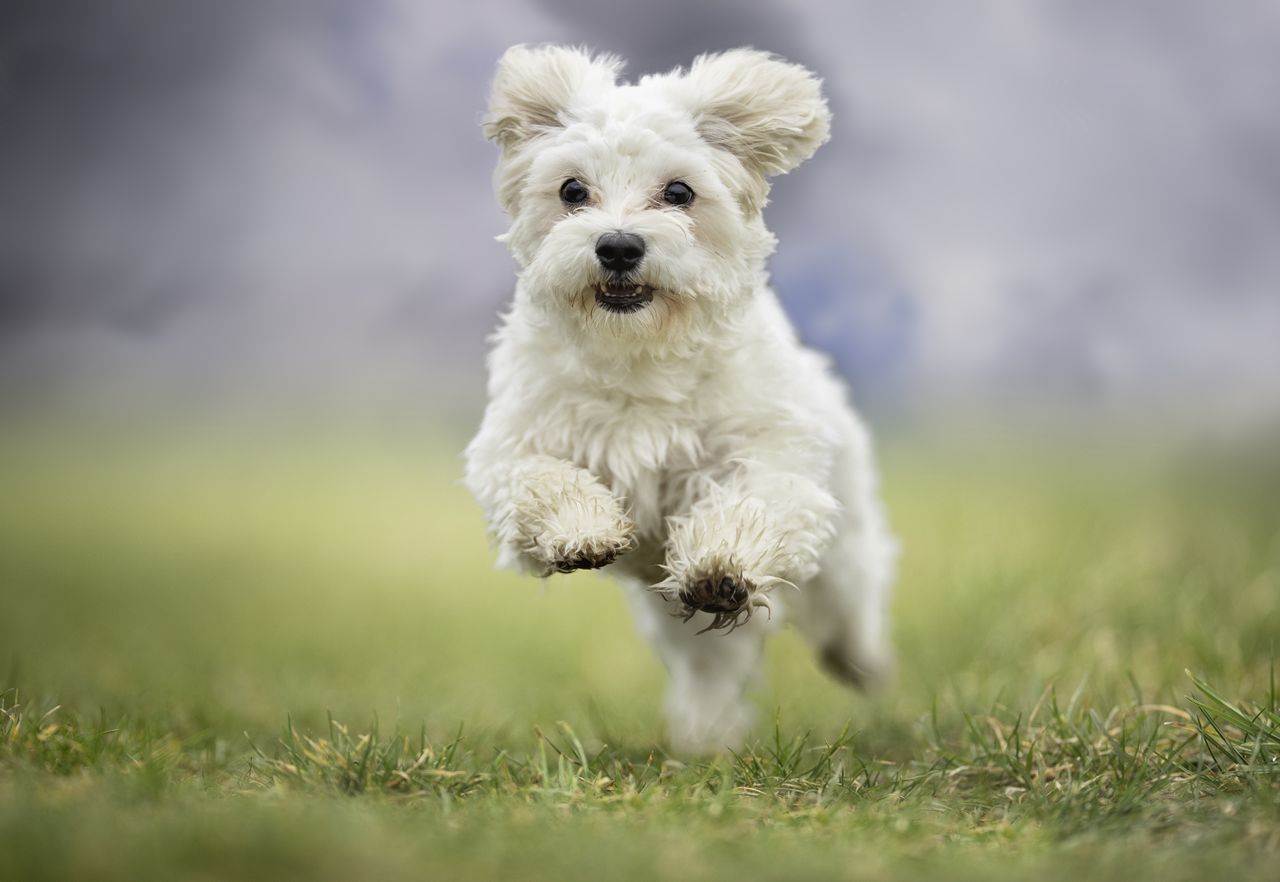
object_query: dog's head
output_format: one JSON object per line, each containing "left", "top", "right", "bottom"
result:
{"left": 484, "top": 46, "right": 830, "bottom": 348}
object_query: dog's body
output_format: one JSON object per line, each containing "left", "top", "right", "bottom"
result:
{"left": 465, "top": 46, "right": 896, "bottom": 753}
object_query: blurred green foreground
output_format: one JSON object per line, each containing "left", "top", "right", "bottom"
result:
{"left": 0, "top": 416, "right": 1277, "bottom": 881}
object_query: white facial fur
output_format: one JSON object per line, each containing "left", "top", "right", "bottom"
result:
{"left": 484, "top": 46, "right": 831, "bottom": 354}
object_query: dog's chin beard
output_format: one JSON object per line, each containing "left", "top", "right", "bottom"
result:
{"left": 595, "top": 279, "right": 654, "bottom": 314}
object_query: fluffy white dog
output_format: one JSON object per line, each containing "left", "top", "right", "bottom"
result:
{"left": 465, "top": 45, "right": 897, "bottom": 753}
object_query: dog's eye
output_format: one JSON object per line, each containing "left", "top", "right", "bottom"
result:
{"left": 560, "top": 178, "right": 590, "bottom": 205}
{"left": 662, "top": 181, "right": 695, "bottom": 206}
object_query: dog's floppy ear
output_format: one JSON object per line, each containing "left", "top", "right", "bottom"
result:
{"left": 675, "top": 49, "right": 831, "bottom": 177}
{"left": 484, "top": 45, "right": 622, "bottom": 151}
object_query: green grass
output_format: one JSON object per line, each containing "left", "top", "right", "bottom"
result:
{"left": 1, "top": 417, "right": 1277, "bottom": 880}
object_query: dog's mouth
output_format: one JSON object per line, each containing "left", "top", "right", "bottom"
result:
{"left": 595, "top": 281, "right": 654, "bottom": 314}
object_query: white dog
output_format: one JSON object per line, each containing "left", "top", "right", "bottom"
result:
{"left": 465, "top": 45, "right": 897, "bottom": 753}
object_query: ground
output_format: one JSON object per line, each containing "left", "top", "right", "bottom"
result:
{"left": 0, "top": 415, "right": 1277, "bottom": 881}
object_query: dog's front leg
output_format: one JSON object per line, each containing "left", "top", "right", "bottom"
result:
{"left": 472, "top": 454, "right": 635, "bottom": 576}
{"left": 661, "top": 469, "right": 838, "bottom": 628}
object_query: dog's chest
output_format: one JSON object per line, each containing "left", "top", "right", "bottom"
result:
{"left": 540, "top": 392, "right": 703, "bottom": 538}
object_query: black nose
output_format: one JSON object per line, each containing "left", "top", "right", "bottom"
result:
{"left": 595, "top": 232, "right": 645, "bottom": 273}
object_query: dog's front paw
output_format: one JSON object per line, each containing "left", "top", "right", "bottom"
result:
{"left": 507, "top": 467, "right": 636, "bottom": 576}
{"left": 669, "top": 562, "right": 767, "bottom": 632}
{"left": 526, "top": 505, "right": 635, "bottom": 576}
{"left": 544, "top": 529, "right": 634, "bottom": 574}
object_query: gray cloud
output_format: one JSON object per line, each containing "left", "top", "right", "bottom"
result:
{"left": 534, "top": 0, "right": 817, "bottom": 73}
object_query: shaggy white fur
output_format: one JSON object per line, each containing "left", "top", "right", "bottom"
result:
{"left": 465, "top": 45, "right": 897, "bottom": 754}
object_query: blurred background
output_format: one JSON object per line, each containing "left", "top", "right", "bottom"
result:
{"left": 3, "top": 0, "right": 1279, "bottom": 431}
{"left": 1, "top": 1, "right": 1278, "bottom": 746}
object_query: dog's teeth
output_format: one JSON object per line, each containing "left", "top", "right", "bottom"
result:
{"left": 633, "top": 286, "right": 642, "bottom": 295}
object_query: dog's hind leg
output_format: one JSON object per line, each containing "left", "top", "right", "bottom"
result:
{"left": 790, "top": 419, "right": 897, "bottom": 691}
{"left": 791, "top": 497, "right": 896, "bottom": 691}
{"left": 625, "top": 583, "right": 774, "bottom": 754}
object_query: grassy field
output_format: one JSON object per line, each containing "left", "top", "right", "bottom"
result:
{"left": 1, "top": 416, "right": 1277, "bottom": 880}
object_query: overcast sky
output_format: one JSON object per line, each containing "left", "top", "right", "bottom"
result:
{"left": 2, "top": 0, "right": 1278, "bottom": 427}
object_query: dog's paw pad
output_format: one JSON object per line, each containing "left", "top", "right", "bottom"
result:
{"left": 818, "top": 638, "right": 892, "bottom": 692}
{"left": 552, "top": 548, "right": 618, "bottom": 573}
{"left": 680, "top": 575, "right": 748, "bottom": 612}
{"left": 543, "top": 531, "right": 633, "bottom": 575}
{"left": 676, "top": 570, "right": 756, "bottom": 631}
